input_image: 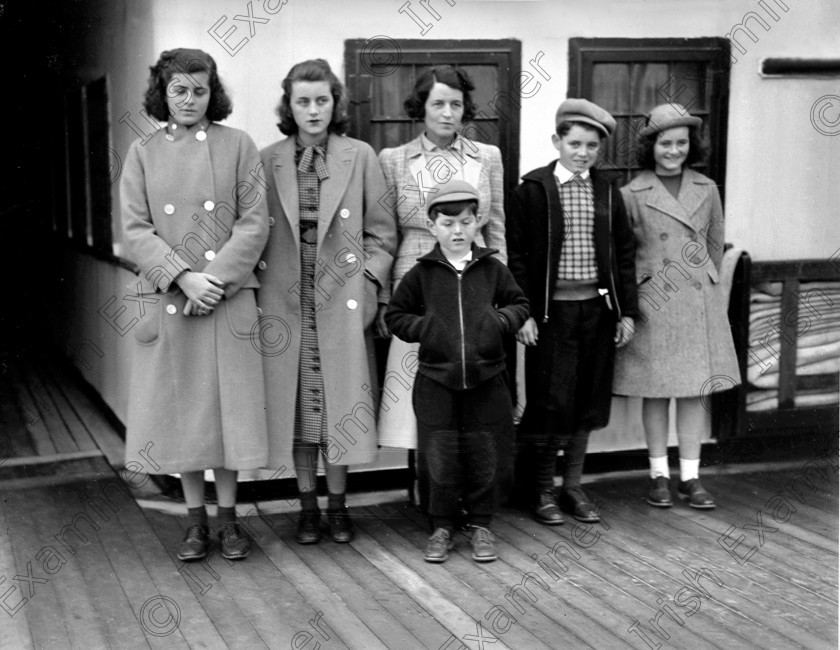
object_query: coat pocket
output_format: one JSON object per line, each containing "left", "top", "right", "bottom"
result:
{"left": 225, "top": 289, "right": 259, "bottom": 340}
{"left": 132, "top": 298, "right": 163, "bottom": 346}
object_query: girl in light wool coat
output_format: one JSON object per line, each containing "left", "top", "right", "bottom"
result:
{"left": 121, "top": 48, "right": 269, "bottom": 562}
{"left": 613, "top": 103, "right": 740, "bottom": 510}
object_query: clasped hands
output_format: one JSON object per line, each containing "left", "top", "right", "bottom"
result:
{"left": 176, "top": 271, "right": 225, "bottom": 316}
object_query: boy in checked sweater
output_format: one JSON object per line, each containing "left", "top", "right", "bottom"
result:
{"left": 386, "top": 180, "right": 529, "bottom": 563}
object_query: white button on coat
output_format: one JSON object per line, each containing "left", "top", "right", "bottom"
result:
{"left": 346, "top": 299, "right": 358, "bottom": 310}
{"left": 268, "top": 217, "right": 275, "bottom": 226}
{"left": 165, "top": 134, "right": 175, "bottom": 142}
{"left": 204, "top": 250, "right": 216, "bottom": 261}
{"left": 346, "top": 253, "right": 357, "bottom": 263}
{"left": 204, "top": 200, "right": 215, "bottom": 211}
{"left": 196, "top": 131, "right": 207, "bottom": 141}
{"left": 166, "top": 304, "right": 177, "bottom": 315}
{"left": 258, "top": 260, "right": 267, "bottom": 270}
{"left": 340, "top": 208, "right": 350, "bottom": 219}
{"left": 164, "top": 204, "right": 175, "bottom": 215}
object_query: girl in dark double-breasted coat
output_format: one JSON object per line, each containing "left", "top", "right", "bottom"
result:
{"left": 613, "top": 103, "right": 740, "bottom": 510}
{"left": 257, "top": 59, "right": 396, "bottom": 545}
{"left": 121, "top": 49, "right": 269, "bottom": 562}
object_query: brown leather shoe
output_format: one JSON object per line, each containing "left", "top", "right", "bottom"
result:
{"left": 327, "top": 506, "right": 354, "bottom": 543}
{"left": 647, "top": 476, "right": 674, "bottom": 508}
{"left": 296, "top": 511, "right": 322, "bottom": 544}
{"left": 533, "top": 489, "right": 564, "bottom": 525}
{"left": 424, "top": 528, "right": 454, "bottom": 563}
{"left": 559, "top": 486, "right": 600, "bottom": 523}
{"left": 218, "top": 523, "right": 251, "bottom": 560}
{"left": 177, "top": 524, "right": 209, "bottom": 562}
{"left": 678, "top": 479, "right": 716, "bottom": 509}
{"left": 470, "top": 526, "right": 497, "bottom": 563}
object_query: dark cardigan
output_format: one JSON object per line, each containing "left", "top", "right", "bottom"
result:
{"left": 507, "top": 162, "right": 638, "bottom": 324}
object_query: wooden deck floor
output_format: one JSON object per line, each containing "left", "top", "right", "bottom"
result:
{"left": 0, "top": 355, "right": 837, "bottom": 649}
{"left": 0, "top": 461, "right": 835, "bottom": 649}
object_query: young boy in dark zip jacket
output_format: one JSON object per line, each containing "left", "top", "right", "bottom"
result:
{"left": 386, "top": 179, "right": 529, "bottom": 563}
{"left": 507, "top": 98, "right": 638, "bottom": 526}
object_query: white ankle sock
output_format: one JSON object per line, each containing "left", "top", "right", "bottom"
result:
{"left": 680, "top": 458, "right": 700, "bottom": 481}
{"left": 649, "top": 456, "right": 670, "bottom": 479}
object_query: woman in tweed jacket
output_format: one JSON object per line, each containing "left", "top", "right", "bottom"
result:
{"left": 377, "top": 65, "right": 506, "bottom": 455}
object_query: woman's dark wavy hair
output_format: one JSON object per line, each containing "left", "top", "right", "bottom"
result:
{"left": 637, "top": 124, "right": 709, "bottom": 170}
{"left": 404, "top": 66, "right": 477, "bottom": 122}
{"left": 143, "top": 48, "right": 232, "bottom": 122}
{"left": 276, "top": 59, "right": 350, "bottom": 136}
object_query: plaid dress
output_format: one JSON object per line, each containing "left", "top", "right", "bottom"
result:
{"left": 294, "top": 140, "right": 329, "bottom": 445}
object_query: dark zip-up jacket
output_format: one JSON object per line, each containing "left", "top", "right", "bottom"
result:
{"left": 507, "top": 162, "right": 638, "bottom": 323}
{"left": 385, "top": 244, "right": 530, "bottom": 391}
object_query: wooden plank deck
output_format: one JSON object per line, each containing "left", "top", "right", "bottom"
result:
{"left": 0, "top": 354, "right": 836, "bottom": 649}
{"left": 0, "top": 461, "right": 835, "bottom": 649}
{"left": 0, "top": 354, "right": 121, "bottom": 488}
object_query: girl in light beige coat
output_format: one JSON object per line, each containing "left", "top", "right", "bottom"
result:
{"left": 122, "top": 49, "right": 268, "bottom": 562}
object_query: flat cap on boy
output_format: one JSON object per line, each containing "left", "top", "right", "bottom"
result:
{"left": 639, "top": 103, "right": 703, "bottom": 137}
{"left": 428, "top": 179, "right": 479, "bottom": 209}
{"left": 555, "top": 98, "right": 616, "bottom": 137}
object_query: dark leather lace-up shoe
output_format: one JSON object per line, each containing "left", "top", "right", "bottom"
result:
{"left": 218, "top": 523, "right": 251, "bottom": 560}
{"left": 296, "top": 511, "right": 322, "bottom": 544}
{"left": 678, "top": 479, "right": 716, "bottom": 509}
{"left": 533, "top": 489, "right": 564, "bottom": 525}
{"left": 647, "top": 476, "right": 674, "bottom": 508}
{"left": 327, "top": 506, "right": 354, "bottom": 543}
{"left": 559, "top": 486, "right": 600, "bottom": 523}
{"left": 177, "top": 524, "right": 209, "bottom": 562}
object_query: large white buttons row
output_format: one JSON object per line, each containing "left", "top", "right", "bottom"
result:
{"left": 164, "top": 200, "right": 215, "bottom": 215}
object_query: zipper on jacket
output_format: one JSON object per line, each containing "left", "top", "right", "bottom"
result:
{"left": 457, "top": 271, "right": 467, "bottom": 389}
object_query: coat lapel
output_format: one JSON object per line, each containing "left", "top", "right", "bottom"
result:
{"left": 407, "top": 138, "right": 427, "bottom": 202}
{"left": 317, "top": 134, "right": 357, "bottom": 250}
{"left": 641, "top": 171, "right": 695, "bottom": 230}
{"left": 678, "top": 168, "right": 715, "bottom": 230}
{"left": 272, "top": 138, "right": 300, "bottom": 252}
{"left": 461, "top": 147, "right": 482, "bottom": 188}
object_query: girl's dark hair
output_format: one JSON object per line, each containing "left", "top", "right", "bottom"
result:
{"left": 404, "top": 66, "right": 477, "bottom": 122}
{"left": 143, "top": 48, "right": 232, "bottom": 122}
{"left": 429, "top": 199, "right": 478, "bottom": 220}
{"left": 556, "top": 120, "right": 606, "bottom": 140}
{"left": 637, "top": 125, "right": 709, "bottom": 169}
{"left": 276, "top": 59, "right": 350, "bottom": 136}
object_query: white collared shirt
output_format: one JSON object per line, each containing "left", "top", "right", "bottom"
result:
{"left": 448, "top": 249, "right": 473, "bottom": 271}
{"left": 554, "top": 161, "right": 590, "bottom": 184}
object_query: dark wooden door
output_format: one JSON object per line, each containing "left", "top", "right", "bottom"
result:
{"left": 569, "top": 38, "right": 731, "bottom": 192}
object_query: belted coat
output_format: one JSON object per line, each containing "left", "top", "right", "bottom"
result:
{"left": 256, "top": 134, "right": 397, "bottom": 468}
{"left": 613, "top": 169, "right": 740, "bottom": 397}
{"left": 121, "top": 123, "right": 270, "bottom": 473}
